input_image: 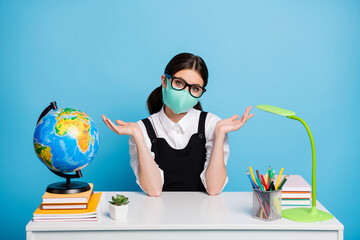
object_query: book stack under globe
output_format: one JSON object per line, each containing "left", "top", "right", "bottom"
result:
{"left": 275, "top": 175, "right": 312, "bottom": 206}
{"left": 33, "top": 183, "right": 102, "bottom": 222}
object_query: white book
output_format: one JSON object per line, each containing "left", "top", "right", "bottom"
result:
{"left": 42, "top": 184, "right": 94, "bottom": 204}
{"left": 33, "top": 213, "right": 97, "bottom": 219}
{"left": 34, "top": 211, "right": 98, "bottom": 218}
{"left": 33, "top": 217, "right": 98, "bottom": 222}
{"left": 42, "top": 198, "right": 89, "bottom": 204}
{"left": 282, "top": 199, "right": 311, "bottom": 206}
{"left": 282, "top": 192, "right": 312, "bottom": 199}
{"left": 275, "top": 175, "right": 311, "bottom": 192}
{"left": 42, "top": 204, "right": 87, "bottom": 210}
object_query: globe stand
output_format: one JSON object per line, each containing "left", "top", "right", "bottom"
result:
{"left": 46, "top": 169, "right": 91, "bottom": 194}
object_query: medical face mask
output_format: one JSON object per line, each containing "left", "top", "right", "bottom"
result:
{"left": 162, "top": 79, "right": 199, "bottom": 114}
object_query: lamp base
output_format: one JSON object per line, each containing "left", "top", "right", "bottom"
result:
{"left": 282, "top": 206, "right": 333, "bottom": 222}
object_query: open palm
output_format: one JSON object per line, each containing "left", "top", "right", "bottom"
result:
{"left": 102, "top": 115, "right": 140, "bottom": 136}
{"left": 216, "top": 106, "right": 254, "bottom": 135}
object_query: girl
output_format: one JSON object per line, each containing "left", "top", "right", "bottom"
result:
{"left": 102, "top": 53, "right": 254, "bottom": 197}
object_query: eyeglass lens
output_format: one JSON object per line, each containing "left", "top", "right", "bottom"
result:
{"left": 171, "top": 78, "right": 204, "bottom": 97}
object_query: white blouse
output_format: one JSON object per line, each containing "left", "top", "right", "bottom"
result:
{"left": 129, "top": 106, "right": 229, "bottom": 192}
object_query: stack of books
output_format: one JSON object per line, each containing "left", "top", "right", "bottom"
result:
{"left": 33, "top": 183, "right": 102, "bottom": 222}
{"left": 276, "top": 175, "right": 312, "bottom": 206}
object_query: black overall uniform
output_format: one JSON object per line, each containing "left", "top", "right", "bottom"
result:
{"left": 141, "top": 112, "right": 208, "bottom": 191}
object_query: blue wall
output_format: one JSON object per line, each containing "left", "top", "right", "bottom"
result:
{"left": 1, "top": 0, "right": 359, "bottom": 239}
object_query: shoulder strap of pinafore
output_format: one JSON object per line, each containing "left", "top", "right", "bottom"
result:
{"left": 198, "top": 111, "right": 208, "bottom": 136}
{"left": 141, "top": 118, "right": 157, "bottom": 143}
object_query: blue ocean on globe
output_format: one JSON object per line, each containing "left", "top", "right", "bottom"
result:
{"left": 33, "top": 108, "right": 99, "bottom": 173}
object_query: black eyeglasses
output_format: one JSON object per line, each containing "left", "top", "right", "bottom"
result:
{"left": 164, "top": 74, "right": 206, "bottom": 98}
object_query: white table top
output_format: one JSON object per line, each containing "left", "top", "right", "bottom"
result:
{"left": 26, "top": 191, "right": 344, "bottom": 232}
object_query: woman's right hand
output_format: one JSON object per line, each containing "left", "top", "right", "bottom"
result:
{"left": 101, "top": 115, "right": 141, "bottom": 137}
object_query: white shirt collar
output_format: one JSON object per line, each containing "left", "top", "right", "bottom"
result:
{"left": 159, "top": 106, "right": 196, "bottom": 134}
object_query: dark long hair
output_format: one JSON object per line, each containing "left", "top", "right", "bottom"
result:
{"left": 147, "top": 53, "right": 209, "bottom": 114}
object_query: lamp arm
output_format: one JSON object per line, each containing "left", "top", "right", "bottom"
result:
{"left": 288, "top": 115, "right": 316, "bottom": 208}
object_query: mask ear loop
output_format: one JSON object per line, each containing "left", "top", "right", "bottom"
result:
{"left": 163, "top": 74, "right": 172, "bottom": 90}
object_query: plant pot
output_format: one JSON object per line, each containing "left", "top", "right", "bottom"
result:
{"left": 109, "top": 204, "right": 128, "bottom": 220}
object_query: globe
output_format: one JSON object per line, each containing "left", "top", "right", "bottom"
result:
{"left": 34, "top": 107, "right": 99, "bottom": 173}
{"left": 33, "top": 102, "right": 99, "bottom": 194}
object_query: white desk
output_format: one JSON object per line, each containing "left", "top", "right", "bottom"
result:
{"left": 26, "top": 192, "right": 344, "bottom": 240}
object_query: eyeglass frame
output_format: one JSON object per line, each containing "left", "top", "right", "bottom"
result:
{"left": 164, "top": 73, "right": 206, "bottom": 98}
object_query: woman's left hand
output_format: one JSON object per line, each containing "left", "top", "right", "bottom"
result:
{"left": 215, "top": 106, "right": 254, "bottom": 138}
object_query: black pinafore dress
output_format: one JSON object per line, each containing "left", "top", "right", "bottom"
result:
{"left": 141, "top": 112, "right": 208, "bottom": 191}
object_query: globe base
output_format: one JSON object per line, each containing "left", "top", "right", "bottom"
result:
{"left": 46, "top": 181, "right": 91, "bottom": 194}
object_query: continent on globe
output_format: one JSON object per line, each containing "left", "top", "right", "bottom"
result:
{"left": 55, "top": 108, "right": 92, "bottom": 153}
{"left": 34, "top": 142, "right": 53, "bottom": 169}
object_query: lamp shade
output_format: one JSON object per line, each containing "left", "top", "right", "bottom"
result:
{"left": 256, "top": 105, "right": 295, "bottom": 117}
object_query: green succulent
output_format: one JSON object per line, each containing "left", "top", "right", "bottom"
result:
{"left": 109, "top": 194, "right": 129, "bottom": 206}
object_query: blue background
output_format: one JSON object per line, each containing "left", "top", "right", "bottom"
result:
{"left": 1, "top": 0, "right": 359, "bottom": 239}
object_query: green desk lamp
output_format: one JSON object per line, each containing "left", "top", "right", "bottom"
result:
{"left": 256, "top": 105, "right": 333, "bottom": 222}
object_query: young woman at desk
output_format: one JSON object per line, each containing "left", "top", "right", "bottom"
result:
{"left": 102, "top": 53, "right": 254, "bottom": 197}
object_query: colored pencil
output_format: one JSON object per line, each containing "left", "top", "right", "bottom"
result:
{"left": 249, "top": 167, "right": 257, "bottom": 185}
{"left": 278, "top": 175, "right": 289, "bottom": 189}
{"left": 255, "top": 177, "right": 264, "bottom": 191}
{"left": 269, "top": 180, "right": 275, "bottom": 191}
{"left": 246, "top": 171, "right": 258, "bottom": 189}
{"left": 261, "top": 174, "right": 267, "bottom": 190}
{"left": 265, "top": 173, "right": 268, "bottom": 186}
{"left": 275, "top": 168, "right": 284, "bottom": 190}
{"left": 256, "top": 170, "right": 262, "bottom": 185}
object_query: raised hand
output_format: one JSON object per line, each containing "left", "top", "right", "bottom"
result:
{"left": 215, "top": 106, "right": 254, "bottom": 138}
{"left": 101, "top": 115, "right": 141, "bottom": 137}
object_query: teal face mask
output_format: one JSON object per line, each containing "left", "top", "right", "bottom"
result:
{"left": 162, "top": 79, "right": 199, "bottom": 114}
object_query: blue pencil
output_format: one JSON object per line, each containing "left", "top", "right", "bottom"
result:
{"left": 246, "top": 171, "right": 258, "bottom": 189}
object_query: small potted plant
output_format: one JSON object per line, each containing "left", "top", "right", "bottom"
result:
{"left": 109, "top": 194, "right": 129, "bottom": 220}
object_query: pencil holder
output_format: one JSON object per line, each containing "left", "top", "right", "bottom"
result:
{"left": 253, "top": 189, "right": 282, "bottom": 221}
